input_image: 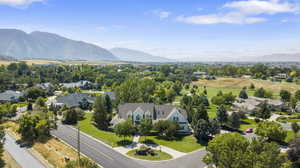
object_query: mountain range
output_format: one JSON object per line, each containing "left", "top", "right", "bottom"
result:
{"left": 110, "top": 48, "right": 172, "bottom": 62}
{"left": 0, "top": 29, "right": 172, "bottom": 62}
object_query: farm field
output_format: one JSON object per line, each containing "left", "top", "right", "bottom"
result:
{"left": 194, "top": 77, "right": 300, "bottom": 93}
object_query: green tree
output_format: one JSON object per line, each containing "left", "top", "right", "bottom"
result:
{"left": 138, "top": 118, "right": 152, "bottom": 140}
{"left": 24, "top": 87, "right": 46, "bottom": 101}
{"left": 35, "top": 97, "right": 45, "bottom": 107}
{"left": 204, "top": 133, "right": 289, "bottom": 168}
{"left": 114, "top": 120, "right": 135, "bottom": 141}
{"left": 291, "top": 122, "right": 300, "bottom": 136}
{"left": 116, "top": 79, "right": 141, "bottom": 103}
{"left": 0, "top": 126, "right": 5, "bottom": 167}
{"left": 192, "top": 105, "right": 208, "bottom": 128}
{"left": 216, "top": 105, "right": 228, "bottom": 125}
{"left": 93, "top": 96, "right": 109, "bottom": 130}
{"left": 294, "top": 90, "right": 300, "bottom": 101}
{"left": 239, "top": 89, "right": 248, "bottom": 99}
{"left": 154, "top": 120, "right": 178, "bottom": 139}
{"left": 288, "top": 137, "right": 300, "bottom": 168}
{"left": 194, "top": 119, "right": 211, "bottom": 141}
{"left": 254, "top": 102, "right": 271, "bottom": 120}
{"left": 228, "top": 112, "right": 240, "bottom": 129}
{"left": 255, "top": 121, "right": 287, "bottom": 142}
{"left": 18, "top": 114, "right": 39, "bottom": 142}
{"left": 62, "top": 108, "right": 78, "bottom": 125}
{"left": 280, "top": 90, "right": 291, "bottom": 102}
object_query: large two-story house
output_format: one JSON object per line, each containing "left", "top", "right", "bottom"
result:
{"left": 111, "top": 103, "right": 191, "bottom": 134}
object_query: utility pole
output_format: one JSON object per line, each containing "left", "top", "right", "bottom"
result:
{"left": 77, "top": 124, "right": 81, "bottom": 168}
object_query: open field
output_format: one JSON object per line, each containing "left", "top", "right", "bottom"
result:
{"left": 79, "top": 113, "right": 133, "bottom": 147}
{"left": 0, "top": 59, "right": 127, "bottom": 66}
{"left": 141, "top": 134, "right": 204, "bottom": 153}
{"left": 127, "top": 149, "right": 172, "bottom": 161}
{"left": 194, "top": 77, "right": 300, "bottom": 93}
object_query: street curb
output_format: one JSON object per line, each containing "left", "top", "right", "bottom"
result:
{"left": 65, "top": 124, "right": 207, "bottom": 163}
{"left": 51, "top": 134, "right": 104, "bottom": 168}
{"left": 5, "top": 131, "right": 52, "bottom": 168}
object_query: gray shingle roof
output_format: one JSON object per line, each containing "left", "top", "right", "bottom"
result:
{"left": 0, "top": 90, "right": 23, "bottom": 101}
{"left": 56, "top": 93, "right": 95, "bottom": 107}
{"left": 60, "top": 80, "right": 90, "bottom": 88}
{"left": 117, "top": 103, "right": 187, "bottom": 120}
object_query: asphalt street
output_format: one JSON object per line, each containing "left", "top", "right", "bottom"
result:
{"left": 51, "top": 123, "right": 145, "bottom": 168}
{"left": 4, "top": 134, "right": 46, "bottom": 168}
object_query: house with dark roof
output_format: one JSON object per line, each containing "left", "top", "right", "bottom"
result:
{"left": 112, "top": 103, "right": 191, "bottom": 133}
{"left": 0, "top": 90, "right": 23, "bottom": 103}
{"left": 60, "top": 80, "right": 91, "bottom": 89}
{"left": 55, "top": 93, "right": 95, "bottom": 107}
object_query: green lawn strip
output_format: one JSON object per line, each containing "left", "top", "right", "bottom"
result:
{"left": 140, "top": 135, "right": 204, "bottom": 153}
{"left": 239, "top": 119, "right": 258, "bottom": 131}
{"left": 79, "top": 113, "right": 133, "bottom": 147}
{"left": 285, "top": 131, "right": 300, "bottom": 143}
{"left": 126, "top": 149, "right": 172, "bottom": 161}
{"left": 286, "top": 119, "right": 300, "bottom": 123}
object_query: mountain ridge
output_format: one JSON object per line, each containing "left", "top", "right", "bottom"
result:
{"left": 110, "top": 47, "right": 173, "bottom": 62}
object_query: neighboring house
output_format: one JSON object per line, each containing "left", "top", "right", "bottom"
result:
{"left": 55, "top": 93, "right": 95, "bottom": 107}
{"left": 0, "top": 90, "right": 23, "bottom": 103}
{"left": 232, "top": 96, "right": 285, "bottom": 113}
{"left": 36, "top": 82, "right": 53, "bottom": 90}
{"left": 193, "top": 71, "right": 207, "bottom": 78}
{"left": 274, "top": 73, "right": 288, "bottom": 79}
{"left": 112, "top": 103, "right": 191, "bottom": 133}
{"left": 295, "top": 102, "right": 300, "bottom": 113}
{"left": 36, "top": 82, "right": 54, "bottom": 94}
{"left": 60, "top": 80, "right": 91, "bottom": 89}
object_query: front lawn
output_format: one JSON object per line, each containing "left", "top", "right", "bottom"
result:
{"left": 140, "top": 134, "right": 204, "bottom": 153}
{"left": 127, "top": 149, "right": 172, "bottom": 161}
{"left": 79, "top": 113, "right": 133, "bottom": 147}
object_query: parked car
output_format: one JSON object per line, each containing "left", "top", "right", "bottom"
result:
{"left": 245, "top": 128, "right": 253, "bottom": 133}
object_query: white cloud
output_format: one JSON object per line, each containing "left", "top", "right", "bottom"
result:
{"left": 152, "top": 10, "right": 172, "bottom": 19}
{"left": 224, "top": 0, "right": 299, "bottom": 15}
{"left": 177, "top": 0, "right": 300, "bottom": 24}
{"left": 0, "top": 0, "right": 44, "bottom": 7}
{"left": 177, "top": 12, "right": 266, "bottom": 24}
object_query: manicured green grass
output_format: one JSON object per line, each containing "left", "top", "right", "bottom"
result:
{"left": 240, "top": 119, "right": 258, "bottom": 131}
{"left": 79, "top": 113, "right": 133, "bottom": 147}
{"left": 286, "top": 119, "right": 300, "bottom": 123}
{"left": 127, "top": 149, "right": 172, "bottom": 161}
{"left": 285, "top": 131, "right": 300, "bottom": 143}
{"left": 140, "top": 135, "right": 204, "bottom": 153}
{"left": 208, "top": 104, "right": 217, "bottom": 118}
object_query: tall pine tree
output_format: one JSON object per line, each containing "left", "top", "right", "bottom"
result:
{"left": 93, "top": 96, "right": 109, "bottom": 130}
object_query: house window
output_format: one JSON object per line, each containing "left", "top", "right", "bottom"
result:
{"left": 136, "top": 115, "right": 140, "bottom": 121}
{"left": 173, "top": 116, "right": 179, "bottom": 121}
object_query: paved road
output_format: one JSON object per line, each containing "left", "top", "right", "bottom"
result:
{"left": 137, "top": 149, "right": 207, "bottom": 168}
{"left": 4, "top": 134, "right": 46, "bottom": 168}
{"left": 51, "top": 123, "right": 145, "bottom": 168}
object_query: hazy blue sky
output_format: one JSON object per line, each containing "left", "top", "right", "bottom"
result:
{"left": 0, "top": 0, "right": 300, "bottom": 61}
